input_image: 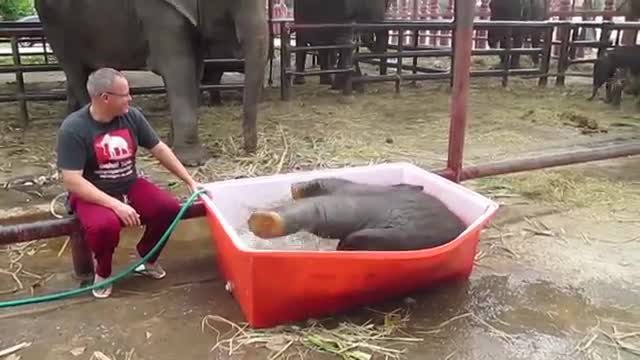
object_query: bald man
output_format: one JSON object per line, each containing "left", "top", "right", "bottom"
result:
{"left": 56, "top": 67, "right": 200, "bottom": 298}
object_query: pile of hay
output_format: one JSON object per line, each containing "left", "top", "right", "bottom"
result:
{"left": 469, "top": 170, "right": 634, "bottom": 208}
{"left": 201, "top": 308, "right": 422, "bottom": 360}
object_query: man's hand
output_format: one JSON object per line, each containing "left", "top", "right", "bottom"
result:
{"left": 188, "top": 181, "right": 204, "bottom": 194}
{"left": 112, "top": 201, "right": 141, "bottom": 227}
{"left": 61, "top": 170, "right": 142, "bottom": 227}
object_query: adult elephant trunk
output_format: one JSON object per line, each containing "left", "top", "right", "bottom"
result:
{"left": 235, "top": 3, "right": 268, "bottom": 152}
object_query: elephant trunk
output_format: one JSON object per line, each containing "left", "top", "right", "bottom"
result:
{"left": 236, "top": 6, "right": 269, "bottom": 153}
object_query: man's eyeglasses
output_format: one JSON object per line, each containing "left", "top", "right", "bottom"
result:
{"left": 104, "top": 91, "right": 130, "bottom": 97}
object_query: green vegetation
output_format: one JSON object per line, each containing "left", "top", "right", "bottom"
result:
{"left": 0, "top": 0, "right": 34, "bottom": 21}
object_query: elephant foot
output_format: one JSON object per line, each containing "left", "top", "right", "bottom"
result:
{"left": 198, "top": 93, "right": 207, "bottom": 107}
{"left": 205, "top": 90, "right": 223, "bottom": 107}
{"left": 290, "top": 185, "right": 305, "bottom": 200}
{"left": 353, "top": 81, "right": 366, "bottom": 94}
{"left": 173, "top": 142, "right": 208, "bottom": 167}
{"left": 208, "top": 97, "right": 223, "bottom": 107}
{"left": 293, "top": 76, "right": 306, "bottom": 85}
{"left": 319, "top": 75, "right": 333, "bottom": 85}
{"left": 248, "top": 211, "right": 285, "bottom": 238}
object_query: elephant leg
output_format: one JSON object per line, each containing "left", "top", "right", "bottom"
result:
{"left": 604, "top": 81, "right": 613, "bottom": 103}
{"left": 488, "top": 30, "right": 507, "bottom": 69}
{"left": 318, "top": 50, "right": 333, "bottom": 85}
{"left": 331, "top": 48, "right": 354, "bottom": 90}
{"left": 530, "top": 29, "right": 541, "bottom": 66}
{"left": 510, "top": 32, "right": 524, "bottom": 69}
{"left": 235, "top": 3, "right": 268, "bottom": 153}
{"left": 330, "top": 29, "right": 355, "bottom": 90}
{"left": 294, "top": 33, "right": 307, "bottom": 85}
{"left": 290, "top": 178, "right": 358, "bottom": 199}
{"left": 290, "top": 177, "right": 423, "bottom": 199}
{"left": 352, "top": 57, "right": 365, "bottom": 93}
{"left": 248, "top": 196, "right": 367, "bottom": 240}
{"left": 375, "top": 29, "right": 389, "bottom": 76}
{"left": 139, "top": 15, "right": 206, "bottom": 165}
{"left": 337, "top": 228, "right": 414, "bottom": 251}
{"left": 202, "top": 66, "right": 224, "bottom": 107}
{"left": 61, "top": 62, "right": 90, "bottom": 115}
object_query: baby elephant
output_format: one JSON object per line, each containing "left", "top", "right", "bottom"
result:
{"left": 589, "top": 45, "right": 640, "bottom": 103}
{"left": 248, "top": 177, "right": 467, "bottom": 251}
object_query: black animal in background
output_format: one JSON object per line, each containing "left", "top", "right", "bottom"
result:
{"left": 487, "top": 0, "right": 546, "bottom": 69}
{"left": 588, "top": 45, "right": 640, "bottom": 104}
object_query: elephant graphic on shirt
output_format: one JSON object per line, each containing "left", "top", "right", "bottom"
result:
{"left": 100, "top": 133, "right": 131, "bottom": 159}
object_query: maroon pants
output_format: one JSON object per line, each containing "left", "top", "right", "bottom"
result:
{"left": 69, "top": 177, "right": 181, "bottom": 278}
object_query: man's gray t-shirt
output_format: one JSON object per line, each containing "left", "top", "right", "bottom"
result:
{"left": 56, "top": 104, "right": 160, "bottom": 196}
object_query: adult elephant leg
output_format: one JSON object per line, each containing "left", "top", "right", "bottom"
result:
{"left": 318, "top": 49, "right": 333, "bottom": 85}
{"left": 294, "top": 32, "right": 307, "bottom": 85}
{"left": 201, "top": 64, "right": 224, "bottom": 106}
{"left": 374, "top": 29, "right": 389, "bottom": 75}
{"left": 61, "top": 62, "right": 90, "bottom": 115}
{"left": 529, "top": 28, "right": 541, "bottom": 66}
{"left": 143, "top": 34, "right": 206, "bottom": 164}
{"left": 135, "top": 0, "right": 207, "bottom": 165}
{"left": 510, "top": 30, "right": 524, "bottom": 69}
{"left": 488, "top": 29, "right": 507, "bottom": 69}
{"left": 235, "top": 3, "right": 269, "bottom": 152}
{"left": 158, "top": 55, "right": 206, "bottom": 165}
{"left": 331, "top": 30, "right": 354, "bottom": 90}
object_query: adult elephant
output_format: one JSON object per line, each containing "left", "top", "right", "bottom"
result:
{"left": 293, "top": 0, "right": 390, "bottom": 90}
{"left": 624, "top": 0, "right": 640, "bottom": 17}
{"left": 488, "top": 0, "right": 546, "bottom": 69}
{"left": 34, "top": 0, "right": 268, "bottom": 166}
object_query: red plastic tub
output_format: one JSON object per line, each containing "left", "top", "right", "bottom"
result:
{"left": 200, "top": 162, "right": 499, "bottom": 328}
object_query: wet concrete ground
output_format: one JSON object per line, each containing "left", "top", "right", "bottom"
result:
{"left": 0, "top": 156, "right": 639, "bottom": 360}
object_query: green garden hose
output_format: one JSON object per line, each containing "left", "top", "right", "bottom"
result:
{"left": 0, "top": 189, "right": 206, "bottom": 308}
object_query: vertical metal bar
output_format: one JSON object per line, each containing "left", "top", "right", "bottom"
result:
{"left": 342, "top": 24, "right": 354, "bottom": 97}
{"left": 10, "top": 36, "right": 28, "bottom": 128}
{"left": 70, "top": 228, "right": 94, "bottom": 281}
{"left": 396, "top": 25, "right": 404, "bottom": 93}
{"left": 446, "top": 0, "right": 474, "bottom": 183}
{"left": 555, "top": 23, "right": 572, "bottom": 87}
{"left": 502, "top": 27, "right": 512, "bottom": 88}
{"left": 267, "top": 0, "right": 275, "bottom": 87}
{"left": 280, "top": 22, "right": 292, "bottom": 101}
{"left": 449, "top": 17, "right": 456, "bottom": 88}
{"left": 538, "top": 26, "right": 553, "bottom": 87}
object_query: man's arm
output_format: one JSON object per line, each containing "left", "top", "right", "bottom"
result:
{"left": 61, "top": 169, "right": 120, "bottom": 209}
{"left": 61, "top": 170, "right": 141, "bottom": 227}
{"left": 149, "top": 141, "right": 199, "bottom": 191}
{"left": 131, "top": 107, "right": 200, "bottom": 192}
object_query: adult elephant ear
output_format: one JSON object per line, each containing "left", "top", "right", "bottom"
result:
{"left": 163, "top": 0, "right": 198, "bottom": 27}
{"left": 620, "top": 0, "right": 640, "bottom": 18}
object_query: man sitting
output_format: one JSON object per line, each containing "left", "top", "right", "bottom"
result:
{"left": 56, "top": 67, "right": 200, "bottom": 298}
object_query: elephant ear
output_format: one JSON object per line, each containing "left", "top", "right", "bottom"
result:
{"left": 162, "top": 0, "right": 199, "bottom": 27}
